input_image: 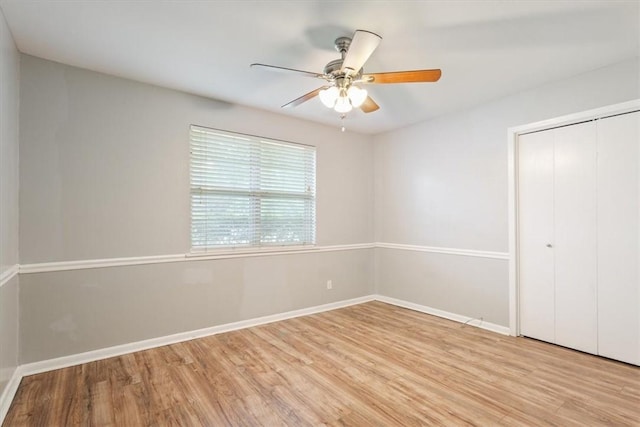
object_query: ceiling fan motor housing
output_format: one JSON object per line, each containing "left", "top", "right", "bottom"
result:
{"left": 323, "top": 58, "right": 344, "bottom": 76}
{"left": 323, "top": 36, "right": 364, "bottom": 81}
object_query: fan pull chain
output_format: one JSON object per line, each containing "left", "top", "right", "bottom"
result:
{"left": 340, "top": 114, "right": 346, "bottom": 132}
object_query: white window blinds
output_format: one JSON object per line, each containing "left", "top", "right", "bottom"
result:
{"left": 190, "top": 125, "right": 316, "bottom": 251}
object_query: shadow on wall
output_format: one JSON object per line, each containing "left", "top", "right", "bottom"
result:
{"left": 186, "top": 91, "right": 237, "bottom": 111}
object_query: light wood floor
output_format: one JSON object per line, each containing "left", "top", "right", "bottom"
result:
{"left": 4, "top": 301, "right": 639, "bottom": 426}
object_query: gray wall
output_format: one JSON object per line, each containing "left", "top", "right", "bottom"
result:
{"left": 20, "top": 250, "right": 372, "bottom": 363}
{"left": 0, "top": 8, "right": 19, "bottom": 395}
{"left": 19, "top": 56, "right": 375, "bottom": 363}
{"left": 0, "top": 276, "right": 17, "bottom": 391}
{"left": 374, "top": 58, "right": 640, "bottom": 326}
{"left": 19, "top": 55, "right": 374, "bottom": 263}
{"left": 16, "top": 51, "right": 640, "bottom": 364}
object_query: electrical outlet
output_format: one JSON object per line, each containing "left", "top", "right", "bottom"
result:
{"left": 326, "top": 280, "right": 333, "bottom": 290}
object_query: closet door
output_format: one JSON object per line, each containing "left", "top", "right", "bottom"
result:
{"left": 597, "top": 111, "right": 640, "bottom": 365}
{"left": 553, "top": 122, "right": 598, "bottom": 354}
{"left": 519, "top": 122, "right": 598, "bottom": 354}
{"left": 518, "top": 130, "right": 555, "bottom": 343}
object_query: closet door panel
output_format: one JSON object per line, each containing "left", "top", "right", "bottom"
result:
{"left": 597, "top": 111, "right": 640, "bottom": 365}
{"left": 553, "top": 121, "right": 598, "bottom": 354}
{"left": 518, "top": 131, "right": 555, "bottom": 343}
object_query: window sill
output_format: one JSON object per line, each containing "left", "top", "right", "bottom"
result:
{"left": 186, "top": 243, "right": 374, "bottom": 260}
{"left": 186, "top": 244, "right": 318, "bottom": 258}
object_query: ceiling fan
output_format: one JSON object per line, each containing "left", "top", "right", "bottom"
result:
{"left": 251, "top": 29, "right": 442, "bottom": 115}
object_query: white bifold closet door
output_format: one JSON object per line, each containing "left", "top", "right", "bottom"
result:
{"left": 518, "top": 131, "right": 556, "bottom": 345}
{"left": 519, "top": 120, "right": 598, "bottom": 355}
{"left": 519, "top": 110, "right": 640, "bottom": 365}
{"left": 596, "top": 112, "right": 639, "bottom": 365}
{"left": 553, "top": 122, "right": 598, "bottom": 354}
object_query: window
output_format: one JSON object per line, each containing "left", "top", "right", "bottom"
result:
{"left": 190, "top": 125, "right": 316, "bottom": 251}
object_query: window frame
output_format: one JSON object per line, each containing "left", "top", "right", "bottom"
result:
{"left": 189, "top": 125, "right": 316, "bottom": 254}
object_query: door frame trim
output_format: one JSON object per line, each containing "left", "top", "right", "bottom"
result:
{"left": 507, "top": 99, "right": 640, "bottom": 336}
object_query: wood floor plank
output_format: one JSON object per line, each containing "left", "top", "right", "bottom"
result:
{"left": 4, "top": 301, "right": 639, "bottom": 426}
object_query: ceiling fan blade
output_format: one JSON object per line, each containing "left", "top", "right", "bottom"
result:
{"left": 341, "top": 30, "right": 382, "bottom": 75}
{"left": 281, "top": 87, "right": 327, "bottom": 109}
{"left": 360, "top": 96, "right": 380, "bottom": 113}
{"left": 251, "top": 63, "right": 325, "bottom": 79}
{"left": 363, "top": 69, "right": 442, "bottom": 84}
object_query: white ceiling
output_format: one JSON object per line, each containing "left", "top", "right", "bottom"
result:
{"left": 1, "top": 1, "right": 638, "bottom": 134}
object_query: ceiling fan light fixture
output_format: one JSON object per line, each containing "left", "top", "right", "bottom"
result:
{"left": 320, "top": 84, "right": 366, "bottom": 113}
{"left": 334, "top": 94, "right": 353, "bottom": 113}
{"left": 253, "top": 29, "right": 442, "bottom": 123}
{"left": 319, "top": 86, "right": 339, "bottom": 108}
{"left": 347, "top": 85, "right": 367, "bottom": 108}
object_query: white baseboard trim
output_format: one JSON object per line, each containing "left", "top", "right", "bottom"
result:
{"left": 17, "top": 293, "right": 510, "bottom": 378}
{"left": 0, "top": 366, "right": 22, "bottom": 422}
{"left": 375, "top": 242, "right": 509, "bottom": 260}
{"left": 2, "top": 293, "right": 510, "bottom": 423}
{"left": 20, "top": 295, "right": 376, "bottom": 377}
{"left": 374, "top": 295, "right": 511, "bottom": 336}
{"left": 0, "top": 265, "right": 19, "bottom": 288}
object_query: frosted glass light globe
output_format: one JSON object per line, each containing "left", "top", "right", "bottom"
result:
{"left": 319, "top": 87, "right": 339, "bottom": 108}
{"left": 334, "top": 95, "right": 353, "bottom": 113}
{"left": 347, "top": 86, "right": 368, "bottom": 108}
